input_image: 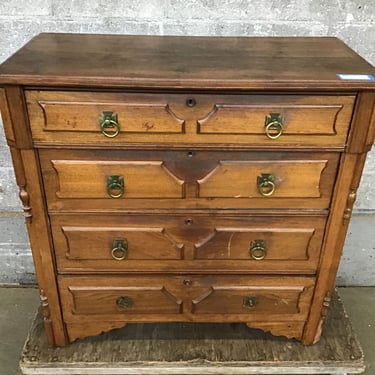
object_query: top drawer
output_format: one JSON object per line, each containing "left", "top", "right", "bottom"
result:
{"left": 25, "top": 91, "right": 355, "bottom": 148}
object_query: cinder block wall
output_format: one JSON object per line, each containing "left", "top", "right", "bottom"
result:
{"left": 0, "top": 1, "right": 374, "bottom": 285}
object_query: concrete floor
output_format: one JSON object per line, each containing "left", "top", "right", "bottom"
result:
{"left": 0, "top": 287, "right": 374, "bottom": 375}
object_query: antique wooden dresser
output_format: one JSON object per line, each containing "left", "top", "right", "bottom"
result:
{"left": 0, "top": 34, "right": 374, "bottom": 346}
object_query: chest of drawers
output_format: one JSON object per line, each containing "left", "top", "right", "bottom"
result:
{"left": 1, "top": 34, "right": 374, "bottom": 346}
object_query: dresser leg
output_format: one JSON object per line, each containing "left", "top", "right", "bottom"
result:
{"left": 39, "top": 290, "right": 69, "bottom": 346}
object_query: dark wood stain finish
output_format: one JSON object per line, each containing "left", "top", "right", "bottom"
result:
{"left": 1, "top": 34, "right": 375, "bottom": 90}
{"left": 0, "top": 33, "right": 374, "bottom": 347}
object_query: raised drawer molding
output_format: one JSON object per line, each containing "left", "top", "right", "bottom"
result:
{"left": 1, "top": 34, "right": 374, "bottom": 346}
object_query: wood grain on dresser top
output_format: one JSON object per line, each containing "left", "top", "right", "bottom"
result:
{"left": 1, "top": 33, "right": 375, "bottom": 90}
{"left": 1, "top": 34, "right": 375, "bottom": 347}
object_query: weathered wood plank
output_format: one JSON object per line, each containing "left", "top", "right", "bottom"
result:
{"left": 20, "top": 291, "right": 364, "bottom": 375}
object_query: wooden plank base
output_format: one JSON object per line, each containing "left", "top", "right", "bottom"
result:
{"left": 20, "top": 291, "right": 365, "bottom": 375}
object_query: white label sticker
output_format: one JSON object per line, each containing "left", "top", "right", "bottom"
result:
{"left": 337, "top": 74, "right": 375, "bottom": 81}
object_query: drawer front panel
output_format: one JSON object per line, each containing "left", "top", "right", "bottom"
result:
{"left": 58, "top": 275, "right": 315, "bottom": 323}
{"left": 64, "top": 285, "right": 182, "bottom": 316}
{"left": 27, "top": 91, "right": 354, "bottom": 147}
{"left": 27, "top": 91, "right": 186, "bottom": 140}
{"left": 49, "top": 160, "right": 184, "bottom": 199}
{"left": 51, "top": 214, "right": 326, "bottom": 273}
{"left": 55, "top": 222, "right": 184, "bottom": 262}
{"left": 198, "top": 160, "right": 326, "bottom": 199}
{"left": 40, "top": 149, "right": 339, "bottom": 210}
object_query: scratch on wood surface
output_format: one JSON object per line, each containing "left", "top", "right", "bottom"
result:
{"left": 227, "top": 232, "right": 235, "bottom": 257}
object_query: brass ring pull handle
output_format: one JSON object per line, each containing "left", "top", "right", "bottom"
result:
{"left": 257, "top": 173, "right": 276, "bottom": 197}
{"left": 265, "top": 121, "right": 283, "bottom": 139}
{"left": 265, "top": 113, "right": 284, "bottom": 139}
{"left": 249, "top": 240, "right": 267, "bottom": 260}
{"left": 243, "top": 296, "right": 258, "bottom": 308}
{"left": 116, "top": 296, "right": 133, "bottom": 309}
{"left": 107, "top": 175, "right": 124, "bottom": 199}
{"left": 111, "top": 239, "right": 128, "bottom": 261}
{"left": 99, "top": 111, "right": 120, "bottom": 138}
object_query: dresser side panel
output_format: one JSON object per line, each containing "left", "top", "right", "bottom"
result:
{"left": 0, "top": 88, "right": 16, "bottom": 144}
{"left": 1, "top": 86, "right": 67, "bottom": 346}
{"left": 1, "top": 86, "right": 32, "bottom": 149}
{"left": 302, "top": 152, "right": 367, "bottom": 344}
{"left": 19, "top": 147, "right": 67, "bottom": 346}
{"left": 305, "top": 92, "right": 375, "bottom": 344}
{"left": 347, "top": 92, "right": 375, "bottom": 153}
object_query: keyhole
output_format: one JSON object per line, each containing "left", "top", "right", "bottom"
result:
{"left": 185, "top": 219, "right": 193, "bottom": 225}
{"left": 187, "top": 151, "right": 194, "bottom": 158}
{"left": 186, "top": 98, "right": 196, "bottom": 107}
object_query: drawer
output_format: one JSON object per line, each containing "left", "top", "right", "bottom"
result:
{"left": 40, "top": 149, "right": 339, "bottom": 210}
{"left": 58, "top": 275, "right": 315, "bottom": 323}
{"left": 26, "top": 91, "right": 355, "bottom": 148}
{"left": 51, "top": 214, "right": 326, "bottom": 274}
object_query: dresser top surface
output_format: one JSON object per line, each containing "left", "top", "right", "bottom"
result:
{"left": 0, "top": 33, "right": 374, "bottom": 90}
